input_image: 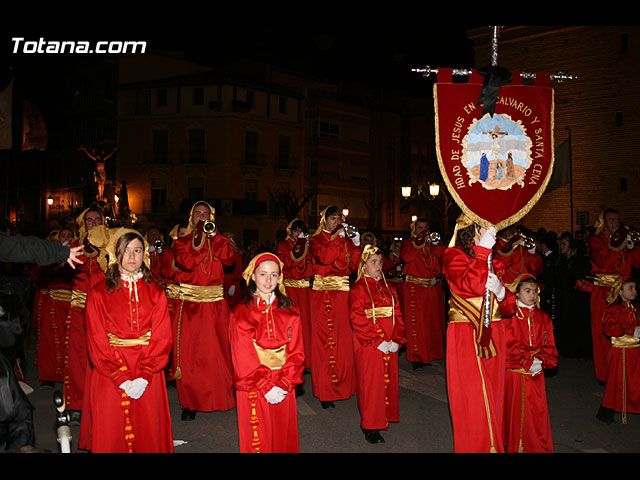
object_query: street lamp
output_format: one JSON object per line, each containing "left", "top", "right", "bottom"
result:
{"left": 401, "top": 186, "right": 412, "bottom": 199}
{"left": 47, "top": 195, "right": 54, "bottom": 206}
{"left": 429, "top": 183, "right": 440, "bottom": 198}
{"left": 342, "top": 207, "right": 349, "bottom": 218}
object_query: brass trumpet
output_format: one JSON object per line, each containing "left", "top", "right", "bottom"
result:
{"left": 519, "top": 232, "right": 536, "bottom": 249}
{"left": 426, "top": 232, "right": 441, "bottom": 244}
{"left": 153, "top": 239, "right": 164, "bottom": 253}
{"left": 203, "top": 220, "right": 217, "bottom": 236}
{"left": 344, "top": 224, "right": 359, "bottom": 239}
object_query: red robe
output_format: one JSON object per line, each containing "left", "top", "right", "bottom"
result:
{"left": 501, "top": 296, "right": 558, "bottom": 453}
{"left": 383, "top": 252, "right": 405, "bottom": 314}
{"left": 443, "top": 244, "right": 508, "bottom": 453}
{"left": 171, "top": 232, "right": 236, "bottom": 412}
{"left": 224, "top": 248, "right": 244, "bottom": 309}
{"left": 400, "top": 237, "right": 446, "bottom": 363}
{"left": 277, "top": 237, "right": 314, "bottom": 369}
{"left": 588, "top": 232, "right": 640, "bottom": 381}
{"left": 349, "top": 275, "right": 405, "bottom": 430}
{"left": 64, "top": 240, "right": 105, "bottom": 410}
{"left": 308, "top": 231, "right": 361, "bottom": 401}
{"left": 601, "top": 301, "right": 640, "bottom": 419}
{"left": 33, "top": 263, "right": 73, "bottom": 383}
{"left": 494, "top": 240, "right": 543, "bottom": 287}
{"left": 229, "top": 295, "right": 304, "bottom": 453}
{"left": 79, "top": 276, "right": 173, "bottom": 453}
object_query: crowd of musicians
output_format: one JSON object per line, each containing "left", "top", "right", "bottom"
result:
{"left": 19, "top": 201, "right": 640, "bottom": 452}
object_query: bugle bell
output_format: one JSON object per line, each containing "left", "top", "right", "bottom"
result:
{"left": 344, "top": 224, "right": 359, "bottom": 238}
{"left": 203, "top": 220, "right": 217, "bottom": 236}
{"left": 427, "top": 232, "right": 441, "bottom": 244}
{"left": 153, "top": 239, "right": 164, "bottom": 253}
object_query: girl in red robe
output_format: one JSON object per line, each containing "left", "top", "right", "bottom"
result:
{"left": 229, "top": 252, "right": 305, "bottom": 453}
{"left": 349, "top": 245, "right": 405, "bottom": 444}
{"left": 501, "top": 273, "right": 558, "bottom": 453}
{"left": 597, "top": 277, "right": 640, "bottom": 424}
{"left": 80, "top": 228, "right": 174, "bottom": 453}
{"left": 442, "top": 214, "right": 509, "bottom": 453}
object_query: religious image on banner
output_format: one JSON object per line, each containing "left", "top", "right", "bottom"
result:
{"left": 434, "top": 69, "right": 554, "bottom": 230}
{"left": 463, "top": 114, "right": 532, "bottom": 190}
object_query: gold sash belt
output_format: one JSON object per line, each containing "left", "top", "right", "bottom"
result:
{"left": 312, "top": 275, "right": 350, "bottom": 291}
{"left": 594, "top": 273, "right": 622, "bottom": 287}
{"left": 177, "top": 284, "right": 224, "bottom": 302}
{"left": 165, "top": 284, "right": 181, "bottom": 299}
{"left": 611, "top": 335, "right": 640, "bottom": 348}
{"left": 49, "top": 288, "right": 72, "bottom": 303}
{"left": 405, "top": 274, "right": 436, "bottom": 287}
{"left": 71, "top": 290, "right": 87, "bottom": 308}
{"left": 365, "top": 306, "right": 394, "bottom": 319}
{"left": 253, "top": 340, "right": 287, "bottom": 369}
{"left": 283, "top": 278, "right": 311, "bottom": 289}
{"left": 107, "top": 330, "right": 151, "bottom": 347}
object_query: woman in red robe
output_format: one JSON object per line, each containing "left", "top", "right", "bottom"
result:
{"left": 229, "top": 252, "right": 305, "bottom": 453}
{"left": 442, "top": 214, "right": 509, "bottom": 453}
{"left": 349, "top": 245, "right": 405, "bottom": 444}
{"left": 500, "top": 274, "right": 558, "bottom": 453}
{"left": 598, "top": 277, "right": 640, "bottom": 424}
{"left": 80, "top": 228, "right": 173, "bottom": 453}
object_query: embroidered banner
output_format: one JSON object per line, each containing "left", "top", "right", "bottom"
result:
{"left": 434, "top": 69, "right": 554, "bottom": 230}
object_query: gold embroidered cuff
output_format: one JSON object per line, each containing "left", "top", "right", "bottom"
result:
{"left": 611, "top": 335, "right": 640, "bottom": 348}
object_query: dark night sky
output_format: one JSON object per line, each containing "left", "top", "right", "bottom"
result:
{"left": 1, "top": 27, "right": 481, "bottom": 97}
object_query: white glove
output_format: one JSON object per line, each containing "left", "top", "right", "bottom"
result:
{"left": 228, "top": 285, "right": 236, "bottom": 297}
{"left": 264, "top": 386, "right": 287, "bottom": 404}
{"left": 351, "top": 232, "right": 361, "bottom": 246}
{"left": 124, "top": 378, "right": 149, "bottom": 399}
{"left": 627, "top": 234, "right": 634, "bottom": 250}
{"left": 298, "top": 232, "right": 308, "bottom": 240}
{"left": 633, "top": 326, "right": 640, "bottom": 339}
{"left": 377, "top": 340, "right": 391, "bottom": 353}
{"left": 527, "top": 246, "right": 536, "bottom": 254}
{"left": 388, "top": 341, "right": 399, "bottom": 353}
{"left": 485, "top": 272, "right": 505, "bottom": 301}
{"left": 478, "top": 226, "right": 496, "bottom": 249}
{"left": 529, "top": 357, "right": 542, "bottom": 376}
{"left": 338, "top": 229, "right": 346, "bottom": 238}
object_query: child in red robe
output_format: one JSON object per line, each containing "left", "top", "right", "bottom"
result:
{"left": 597, "top": 277, "right": 640, "bottom": 424}
{"left": 229, "top": 252, "right": 305, "bottom": 453}
{"left": 501, "top": 273, "right": 558, "bottom": 453}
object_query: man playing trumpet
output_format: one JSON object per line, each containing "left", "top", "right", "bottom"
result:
{"left": 400, "top": 218, "right": 446, "bottom": 368}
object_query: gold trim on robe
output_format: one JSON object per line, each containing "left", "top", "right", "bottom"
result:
{"left": 252, "top": 340, "right": 287, "bottom": 369}
{"left": 312, "top": 275, "right": 350, "bottom": 291}
{"left": 283, "top": 278, "right": 311, "bottom": 289}
{"left": 178, "top": 284, "right": 224, "bottom": 302}
{"left": 107, "top": 330, "right": 151, "bottom": 347}
{"left": 70, "top": 290, "right": 87, "bottom": 308}
{"left": 405, "top": 274, "right": 437, "bottom": 288}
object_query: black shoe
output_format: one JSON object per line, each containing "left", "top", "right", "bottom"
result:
{"left": 320, "top": 401, "right": 335, "bottom": 409}
{"left": 181, "top": 408, "right": 196, "bottom": 421}
{"left": 596, "top": 406, "right": 615, "bottom": 424}
{"left": 362, "top": 429, "right": 385, "bottom": 444}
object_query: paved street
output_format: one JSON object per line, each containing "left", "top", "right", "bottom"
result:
{"left": 19, "top": 335, "right": 640, "bottom": 454}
